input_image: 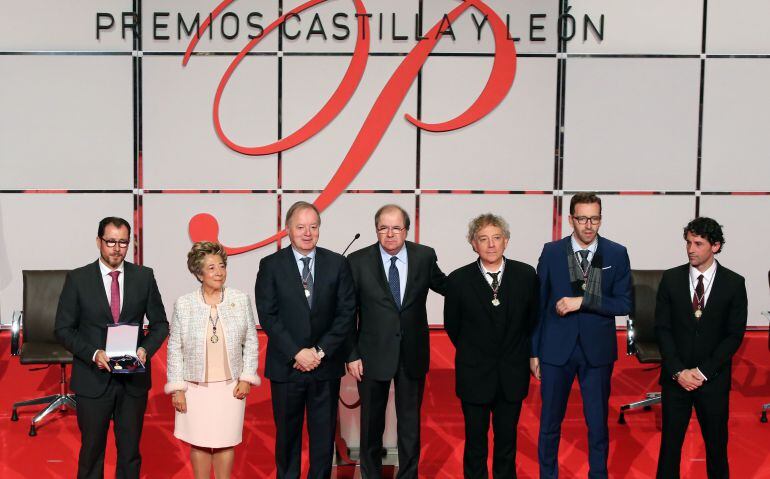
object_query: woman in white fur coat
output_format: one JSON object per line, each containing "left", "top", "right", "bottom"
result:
{"left": 165, "top": 241, "right": 260, "bottom": 479}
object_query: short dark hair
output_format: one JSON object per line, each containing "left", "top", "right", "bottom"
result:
{"left": 570, "top": 192, "right": 602, "bottom": 215}
{"left": 285, "top": 201, "right": 321, "bottom": 227}
{"left": 683, "top": 217, "right": 725, "bottom": 254}
{"left": 374, "top": 204, "right": 411, "bottom": 231}
{"left": 98, "top": 217, "right": 131, "bottom": 238}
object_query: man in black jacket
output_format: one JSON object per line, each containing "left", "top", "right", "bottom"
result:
{"left": 346, "top": 204, "right": 446, "bottom": 479}
{"left": 655, "top": 217, "right": 748, "bottom": 479}
{"left": 55, "top": 216, "right": 168, "bottom": 479}
{"left": 255, "top": 201, "right": 356, "bottom": 479}
{"left": 444, "top": 213, "right": 539, "bottom": 479}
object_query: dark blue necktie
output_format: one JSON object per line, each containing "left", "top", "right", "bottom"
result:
{"left": 388, "top": 256, "right": 401, "bottom": 310}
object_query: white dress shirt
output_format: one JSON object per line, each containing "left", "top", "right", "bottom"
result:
{"left": 687, "top": 260, "right": 717, "bottom": 381}
{"left": 570, "top": 235, "right": 598, "bottom": 264}
{"left": 480, "top": 258, "right": 505, "bottom": 287}
{"left": 380, "top": 245, "right": 408, "bottom": 303}
{"left": 94, "top": 259, "right": 125, "bottom": 361}
{"left": 292, "top": 247, "right": 316, "bottom": 283}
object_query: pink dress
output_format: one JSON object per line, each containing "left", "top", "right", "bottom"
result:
{"left": 174, "top": 305, "right": 246, "bottom": 448}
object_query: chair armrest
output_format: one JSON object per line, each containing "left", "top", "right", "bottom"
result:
{"left": 11, "top": 310, "right": 22, "bottom": 356}
{"left": 626, "top": 316, "right": 636, "bottom": 356}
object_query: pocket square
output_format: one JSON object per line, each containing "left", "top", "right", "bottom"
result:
{"left": 602, "top": 266, "right": 613, "bottom": 270}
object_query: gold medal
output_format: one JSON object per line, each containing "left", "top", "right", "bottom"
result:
{"left": 492, "top": 298, "right": 500, "bottom": 307}
{"left": 114, "top": 364, "right": 123, "bottom": 370}
{"left": 694, "top": 309, "right": 702, "bottom": 319}
{"left": 581, "top": 282, "right": 587, "bottom": 291}
{"left": 305, "top": 289, "right": 311, "bottom": 298}
{"left": 210, "top": 334, "right": 219, "bottom": 343}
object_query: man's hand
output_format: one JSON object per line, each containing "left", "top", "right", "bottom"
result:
{"left": 293, "top": 348, "right": 321, "bottom": 372}
{"left": 347, "top": 360, "right": 364, "bottom": 382}
{"left": 136, "top": 347, "right": 147, "bottom": 364}
{"left": 172, "top": 391, "right": 187, "bottom": 413}
{"left": 676, "top": 369, "right": 704, "bottom": 391}
{"left": 94, "top": 349, "right": 111, "bottom": 372}
{"left": 233, "top": 381, "right": 251, "bottom": 400}
{"left": 556, "top": 297, "right": 583, "bottom": 316}
{"left": 529, "top": 357, "right": 541, "bottom": 380}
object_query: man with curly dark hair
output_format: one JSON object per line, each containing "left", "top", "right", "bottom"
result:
{"left": 655, "top": 217, "right": 748, "bottom": 479}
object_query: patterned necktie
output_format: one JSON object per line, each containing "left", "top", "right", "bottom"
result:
{"left": 692, "top": 274, "right": 704, "bottom": 315}
{"left": 578, "top": 249, "right": 590, "bottom": 273}
{"left": 301, "top": 257, "right": 313, "bottom": 305}
{"left": 487, "top": 271, "right": 500, "bottom": 291}
{"left": 108, "top": 270, "right": 121, "bottom": 324}
{"left": 389, "top": 256, "right": 401, "bottom": 310}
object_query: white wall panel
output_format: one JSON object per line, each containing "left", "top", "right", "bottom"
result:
{"left": 0, "top": 194, "right": 134, "bottom": 323}
{"left": 142, "top": 193, "right": 278, "bottom": 322}
{"left": 142, "top": 55, "right": 278, "bottom": 189}
{"left": 0, "top": 56, "right": 133, "bottom": 190}
{"left": 563, "top": 58, "right": 701, "bottom": 191}
{"left": 420, "top": 56, "right": 556, "bottom": 190}
{"left": 707, "top": 0, "right": 770, "bottom": 54}
{"left": 700, "top": 196, "right": 770, "bottom": 325}
{"left": 701, "top": 59, "right": 770, "bottom": 191}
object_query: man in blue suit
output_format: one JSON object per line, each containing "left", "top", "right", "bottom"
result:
{"left": 531, "top": 192, "right": 632, "bottom": 479}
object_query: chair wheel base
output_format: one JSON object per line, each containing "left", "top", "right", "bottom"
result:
{"left": 29, "top": 425, "right": 37, "bottom": 437}
{"left": 618, "top": 413, "right": 626, "bottom": 425}
{"left": 761, "top": 412, "right": 768, "bottom": 423}
{"left": 11, "top": 409, "right": 18, "bottom": 422}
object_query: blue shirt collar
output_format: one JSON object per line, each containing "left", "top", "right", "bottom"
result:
{"left": 379, "top": 243, "right": 407, "bottom": 264}
{"left": 570, "top": 234, "right": 598, "bottom": 254}
{"left": 291, "top": 246, "right": 316, "bottom": 262}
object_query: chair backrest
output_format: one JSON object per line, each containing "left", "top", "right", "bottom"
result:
{"left": 22, "top": 270, "right": 69, "bottom": 344}
{"left": 630, "top": 270, "right": 664, "bottom": 344}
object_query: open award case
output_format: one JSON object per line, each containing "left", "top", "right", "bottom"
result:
{"left": 106, "top": 323, "right": 145, "bottom": 374}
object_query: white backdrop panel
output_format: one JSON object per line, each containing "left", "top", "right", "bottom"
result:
{"left": 420, "top": 193, "right": 553, "bottom": 324}
{"left": 142, "top": 55, "right": 279, "bottom": 189}
{"left": 563, "top": 58, "right": 701, "bottom": 191}
{"left": 700, "top": 196, "right": 770, "bottom": 325}
{"left": 420, "top": 56, "right": 555, "bottom": 190}
{"left": 142, "top": 193, "right": 278, "bottom": 321}
{"left": 567, "top": 0, "right": 702, "bottom": 54}
{"left": 282, "top": 0, "right": 419, "bottom": 54}
{"left": 282, "top": 56, "right": 417, "bottom": 190}
{"left": 0, "top": 0, "right": 133, "bottom": 51}
{"left": 707, "top": 0, "right": 770, "bottom": 54}
{"left": 701, "top": 59, "right": 770, "bottom": 191}
{"left": 0, "top": 194, "right": 134, "bottom": 323}
{"left": 142, "top": 0, "right": 279, "bottom": 52}
{"left": 0, "top": 56, "right": 133, "bottom": 190}
{"left": 424, "top": 0, "right": 559, "bottom": 54}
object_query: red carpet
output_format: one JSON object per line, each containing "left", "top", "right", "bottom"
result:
{"left": 1, "top": 330, "right": 768, "bottom": 478}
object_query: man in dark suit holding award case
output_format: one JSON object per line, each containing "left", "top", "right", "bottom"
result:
{"left": 55, "top": 217, "right": 168, "bottom": 479}
{"left": 255, "top": 201, "right": 356, "bottom": 479}
{"left": 444, "top": 213, "right": 539, "bottom": 478}
{"left": 346, "top": 204, "right": 446, "bottom": 479}
{"left": 655, "top": 217, "right": 748, "bottom": 479}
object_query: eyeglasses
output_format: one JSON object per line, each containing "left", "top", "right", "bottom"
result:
{"left": 573, "top": 216, "right": 602, "bottom": 225}
{"left": 377, "top": 226, "right": 406, "bottom": 235}
{"left": 101, "top": 238, "right": 130, "bottom": 248}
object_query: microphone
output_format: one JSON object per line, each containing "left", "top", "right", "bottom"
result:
{"left": 342, "top": 233, "right": 361, "bottom": 256}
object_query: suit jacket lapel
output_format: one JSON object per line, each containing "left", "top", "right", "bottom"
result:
{"left": 674, "top": 265, "right": 695, "bottom": 323}
{"left": 401, "top": 242, "right": 418, "bottom": 310}
{"left": 90, "top": 260, "right": 114, "bottom": 324}
{"left": 469, "top": 261, "right": 496, "bottom": 319}
{"left": 370, "top": 244, "right": 400, "bottom": 311}
{"left": 311, "top": 248, "right": 325, "bottom": 313}
{"left": 282, "top": 246, "right": 311, "bottom": 311}
{"left": 701, "top": 261, "right": 724, "bottom": 321}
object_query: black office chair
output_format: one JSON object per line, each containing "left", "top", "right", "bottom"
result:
{"left": 761, "top": 270, "right": 769, "bottom": 423}
{"left": 618, "top": 269, "right": 664, "bottom": 424}
{"left": 10, "top": 270, "right": 76, "bottom": 436}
